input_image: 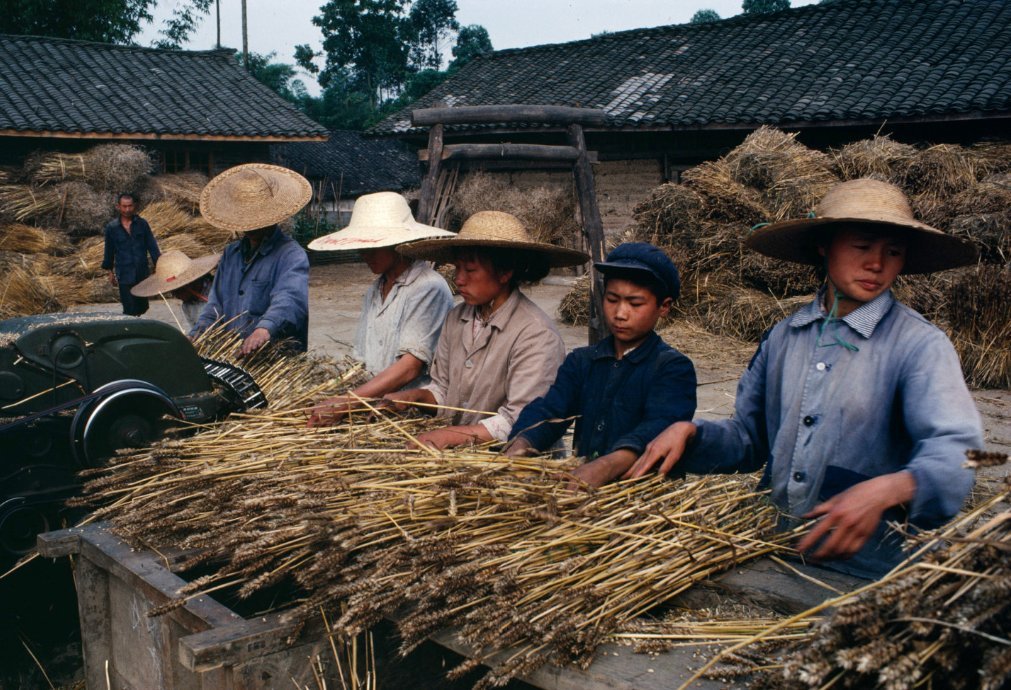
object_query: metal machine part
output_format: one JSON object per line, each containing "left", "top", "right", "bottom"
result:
{"left": 0, "top": 313, "right": 266, "bottom": 568}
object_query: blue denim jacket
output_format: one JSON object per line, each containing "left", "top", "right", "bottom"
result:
{"left": 681, "top": 290, "right": 982, "bottom": 578}
{"left": 510, "top": 331, "right": 697, "bottom": 459}
{"left": 101, "top": 216, "right": 160, "bottom": 285}
{"left": 191, "top": 227, "right": 309, "bottom": 350}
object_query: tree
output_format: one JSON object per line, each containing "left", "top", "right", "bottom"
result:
{"left": 244, "top": 52, "right": 307, "bottom": 103}
{"left": 407, "top": 0, "right": 458, "bottom": 70}
{"left": 690, "top": 9, "right": 721, "bottom": 23}
{"left": 742, "top": 0, "right": 790, "bottom": 14}
{"left": 449, "top": 24, "right": 492, "bottom": 69}
{"left": 0, "top": 0, "right": 156, "bottom": 43}
{"left": 153, "top": 0, "right": 212, "bottom": 49}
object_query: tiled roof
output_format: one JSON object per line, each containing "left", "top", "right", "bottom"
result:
{"left": 373, "top": 0, "right": 1011, "bottom": 135}
{"left": 0, "top": 34, "right": 327, "bottom": 140}
{"left": 271, "top": 131, "right": 420, "bottom": 198}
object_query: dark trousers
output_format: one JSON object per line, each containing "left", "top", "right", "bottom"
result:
{"left": 118, "top": 283, "right": 149, "bottom": 316}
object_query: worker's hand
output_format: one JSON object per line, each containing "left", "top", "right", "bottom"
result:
{"left": 623, "top": 421, "right": 697, "bottom": 479}
{"left": 413, "top": 426, "right": 481, "bottom": 451}
{"left": 107, "top": 270, "right": 118, "bottom": 287}
{"left": 797, "top": 471, "right": 916, "bottom": 562}
{"left": 383, "top": 388, "right": 436, "bottom": 413}
{"left": 503, "top": 436, "right": 536, "bottom": 457}
{"left": 240, "top": 328, "right": 271, "bottom": 356}
{"left": 569, "top": 449, "right": 638, "bottom": 490}
{"left": 307, "top": 396, "right": 353, "bottom": 427}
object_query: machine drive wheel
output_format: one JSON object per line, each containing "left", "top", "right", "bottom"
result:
{"left": 70, "top": 382, "right": 181, "bottom": 467}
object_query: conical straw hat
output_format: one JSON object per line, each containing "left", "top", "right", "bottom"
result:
{"left": 746, "top": 178, "right": 977, "bottom": 274}
{"left": 308, "top": 192, "right": 453, "bottom": 251}
{"left": 130, "top": 250, "right": 220, "bottom": 297}
{"left": 400, "top": 211, "right": 588, "bottom": 268}
{"left": 200, "top": 163, "right": 312, "bottom": 233}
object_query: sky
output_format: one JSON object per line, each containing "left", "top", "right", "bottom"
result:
{"left": 140, "top": 0, "right": 818, "bottom": 95}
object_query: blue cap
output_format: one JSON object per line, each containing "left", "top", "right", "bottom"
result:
{"left": 594, "top": 242, "right": 680, "bottom": 300}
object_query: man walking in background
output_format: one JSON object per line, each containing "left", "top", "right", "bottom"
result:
{"left": 101, "top": 193, "right": 160, "bottom": 316}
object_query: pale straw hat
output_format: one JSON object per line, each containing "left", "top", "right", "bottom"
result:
{"left": 200, "top": 163, "right": 312, "bottom": 233}
{"left": 307, "top": 191, "right": 453, "bottom": 252}
{"left": 400, "top": 211, "right": 589, "bottom": 268}
{"left": 130, "top": 250, "right": 220, "bottom": 298}
{"left": 746, "top": 178, "right": 977, "bottom": 274}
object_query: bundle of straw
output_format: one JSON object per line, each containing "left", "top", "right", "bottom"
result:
{"left": 159, "top": 232, "right": 210, "bottom": 259}
{"left": 557, "top": 273, "right": 590, "bottom": 325}
{"left": 77, "top": 328, "right": 793, "bottom": 689}
{"left": 680, "top": 159, "right": 771, "bottom": 226}
{"left": 0, "top": 184, "right": 61, "bottom": 222}
{"left": 144, "top": 171, "right": 209, "bottom": 213}
{"left": 831, "top": 135, "right": 917, "bottom": 186}
{"left": 25, "top": 151, "right": 88, "bottom": 185}
{"left": 905, "top": 143, "right": 996, "bottom": 201}
{"left": 54, "top": 180, "right": 114, "bottom": 232}
{"left": 0, "top": 258, "right": 64, "bottom": 318}
{"left": 144, "top": 200, "right": 198, "bottom": 237}
{"left": 689, "top": 287, "right": 812, "bottom": 343}
{"left": 0, "top": 223, "right": 72, "bottom": 255}
{"left": 80, "top": 144, "right": 152, "bottom": 193}
{"left": 943, "top": 264, "right": 1011, "bottom": 389}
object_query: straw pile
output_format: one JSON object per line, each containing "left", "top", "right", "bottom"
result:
{"left": 448, "top": 171, "right": 580, "bottom": 246}
{"left": 692, "top": 463, "right": 1011, "bottom": 690}
{"left": 0, "top": 184, "right": 62, "bottom": 222}
{"left": 141, "top": 171, "right": 210, "bottom": 213}
{"left": 943, "top": 264, "right": 1011, "bottom": 389}
{"left": 76, "top": 327, "right": 795, "bottom": 688}
{"left": 557, "top": 273, "right": 591, "bottom": 325}
{"left": 144, "top": 199, "right": 230, "bottom": 252}
{"left": 0, "top": 223, "right": 72, "bottom": 255}
{"left": 832, "top": 135, "right": 917, "bottom": 185}
{"left": 0, "top": 256, "right": 64, "bottom": 319}
{"left": 54, "top": 181, "right": 115, "bottom": 233}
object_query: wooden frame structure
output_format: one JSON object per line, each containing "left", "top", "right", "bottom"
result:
{"left": 413, "top": 105, "right": 609, "bottom": 344}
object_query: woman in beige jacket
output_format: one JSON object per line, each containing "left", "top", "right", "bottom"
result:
{"left": 387, "top": 211, "right": 588, "bottom": 450}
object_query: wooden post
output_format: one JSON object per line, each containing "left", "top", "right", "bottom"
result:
{"left": 416, "top": 123, "right": 444, "bottom": 225}
{"left": 567, "top": 123, "right": 607, "bottom": 344}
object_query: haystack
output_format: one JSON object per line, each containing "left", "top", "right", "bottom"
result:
{"left": 944, "top": 264, "right": 1011, "bottom": 389}
{"left": 448, "top": 171, "right": 580, "bottom": 246}
{"left": 557, "top": 273, "right": 590, "bottom": 325}
{"left": 79, "top": 144, "right": 152, "bottom": 193}
{"left": 0, "top": 184, "right": 61, "bottom": 222}
{"left": 54, "top": 181, "right": 114, "bottom": 232}
{"left": 722, "top": 126, "right": 838, "bottom": 222}
{"left": 831, "top": 134, "right": 917, "bottom": 185}
{"left": 689, "top": 286, "right": 811, "bottom": 342}
{"left": 144, "top": 200, "right": 197, "bottom": 237}
{"left": 905, "top": 143, "right": 996, "bottom": 200}
{"left": 946, "top": 180, "right": 1011, "bottom": 264}
{"left": 24, "top": 151, "right": 88, "bottom": 185}
{"left": 681, "top": 159, "right": 770, "bottom": 226}
{"left": 0, "top": 223, "right": 72, "bottom": 255}
{"left": 0, "top": 257, "right": 64, "bottom": 318}
{"left": 142, "top": 171, "right": 209, "bottom": 213}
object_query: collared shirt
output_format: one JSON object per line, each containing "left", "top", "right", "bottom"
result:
{"left": 353, "top": 260, "right": 454, "bottom": 389}
{"left": 681, "top": 289, "right": 982, "bottom": 578}
{"left": 190, "top": 227, "right": 309, "bottom": 350}
{"left": 101, "top": 215, "right": 160, "bottom": 285}
{"left": 510, "top": 331, "right": 697, "bottom": 459}
{"left": 423, "top": 289, "right": 565, "bottom": 441}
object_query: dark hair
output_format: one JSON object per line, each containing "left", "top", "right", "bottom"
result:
{"left": 117, "top": 192, "right": 136, "bottom": 204}
{"left": 602, "top": 269, "right": 669, "bottom": 303}
{"left": 453, "top": 247, "right": 550, "bottom": 288}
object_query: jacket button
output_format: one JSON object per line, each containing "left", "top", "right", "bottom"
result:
{"left": 238, "top": 290, "right": 244, "bottom": 296}
{"left": 596, "top": 422, "right": 605, "bottom": 431}
{"left": 816, "top": 362, "right": 826, "bottom": 371}
{"left": 465, "top": 359, "right": 473, "bottom": 368}
{"left": 793, "top": 471, "right": 806, "bottom": 482}
{"left": 803, "top": 415, "right": 815, "bottom": 426}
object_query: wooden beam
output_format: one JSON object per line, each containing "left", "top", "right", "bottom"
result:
{"left": 567, "top": 123, "right": 608, "bottom": 345}
{"left": 412, "top": 105, "right": 607, "bottom": 127}
{"left": 416, "top": 123, "right": 444, "bottom": 225}
{"left": 415, "top": 143, "right": 594, "bottom": 163}
{"left": 0, "top": 129, "right": 328, "bottom": 142}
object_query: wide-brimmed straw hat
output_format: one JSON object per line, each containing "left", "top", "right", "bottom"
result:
{"left": 307, "top": 192, "right": 453, "bottom": 252}
{"left": 130, "top": 250, "right": 220, "bottom": 298}
{"left": 400, "top": 211, "right": 589, "bottom": 267}
{"left": 745, "top": 178, "right": 977, "bottom": 274}
{"left": 200, "top": 163, "right": 312, "bottom": 233}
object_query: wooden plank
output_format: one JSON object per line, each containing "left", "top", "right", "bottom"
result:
{"left": 567, "top": 123, "right": 607, "bottom": 345}
{"left": 36, "top": 527, "right": 83, "bottom": 557}
{"left": 416, "top": 123, "right": 444, "bottom": 225}
{"left": 75, "top": 555, "right": 115, "bottom": 690}
{"left": 418, "top": 145, "right": 599, "bottom": 163}
{"left": 412, "top": 105, "right": 607, "bottom": 127}
{"left": 178, "top": 612, "right": 304, "bottom": 672}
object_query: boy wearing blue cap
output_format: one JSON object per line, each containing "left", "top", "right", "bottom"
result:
{"left": 505, "top": 242, "right": 697, "bottom": 487}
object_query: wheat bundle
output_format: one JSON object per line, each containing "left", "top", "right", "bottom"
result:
{"left": 0, "top": 258, "right": 64, "bottom": 318}
{"left": 79, "top": 144, "right": 152, "bottom": 193}
{"left": 690, "top": 287, "right": 812, "bottom": 342}
{"left": 557, "top": 274, "right": 591, "bottom": 326}
{"left": 449, "top": 171, "right": 580, "bottom": 246}
{"left": 681, "top": 159, "right": 771, "bottom": 226}
{"left": 145, "top": 171, "right": 209, "bottom": 212}
{"left": 77, "top": 330, "right": 794, "bottom": 688}
{"left": 0, "top": 223, "right": 72, "bottom": 255}
{"left": 54, "top": 180, "right": 114, "bottom": 232}
{"left": 891, "top": 272, "right": 955, "bottom": 324}
{"left": 159, "top": 232, "right": 209, "bottom": 259}
{"left": 722, "top": 126, "right": 838, "bottom": 222}
{"left": 0, "top": 184, "right": 62, "bottom": 222}
{"left": 739, "top": 244, "right": 821, "bottom": 298}
{"left": 944, "top": 264, "right": 1011, "bottom": 389}
{"left": 831, "top": 135, "right": 918, "bottom": 185}
{"left": 69, "top": 236, "right": 109, "bottom": 277}
{"left": 906, "top": 143, "right": 997, "bottom": 201}
{"left": 84, "top": 277, "right": 118, "bottom": 304}
{"left": 144, "top": 200, "right": 197, "bottom": 237}
{"left": 25, "top": 151, "right": 88, "bottom": 185}
{"left": 944, "top": 181, "right": 1011, "bottom": 264}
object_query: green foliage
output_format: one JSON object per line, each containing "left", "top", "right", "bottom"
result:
{"left": 407, "top": 0, "right": 459, "bottom": 69}
{"left": 742, "top": 0, "right": 790, "bottom": 14}
{"left": 243, "top": 52, "right": 308, "bottom": 103}
{"left": 0, "top": 0, "right": 156, "bottom": 43}
{"left": 153, "top": 0, "right": 212, "bottom": 49}
{"left": 690, "top": 9, "right": 721, "bottom": 23}
{"left": 450, "top": 24, "right": 492, "bottom": 68}
{"left": 290, "top": 207, "right": 336, "bottom": 248}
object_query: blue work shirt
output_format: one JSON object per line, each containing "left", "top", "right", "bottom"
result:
{"left": 191, "top": 227, "right": 309, "bottom": 351}
{"left": 681, "top": 290, "right": 982, "bottom": 578}
{"left": 101, "top": 215, "right": 160, "bottom": 285}
{"left": 510, "top": 331, "right": 697, "bottom": 459}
